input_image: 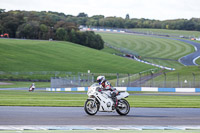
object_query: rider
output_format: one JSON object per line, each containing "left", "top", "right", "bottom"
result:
{"left": 96, "top": 76, "right": 119, "bottom": 107}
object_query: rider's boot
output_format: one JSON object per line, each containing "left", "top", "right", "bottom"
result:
{"left": 112, "top": 97, "right": 118, "bottom": 109}
{"left": 111, "top": 91, "right": 118, "bottom": 109}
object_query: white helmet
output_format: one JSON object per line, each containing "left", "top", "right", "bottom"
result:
{"left": 97, "top": 76, "right": 105, "bottom": 84}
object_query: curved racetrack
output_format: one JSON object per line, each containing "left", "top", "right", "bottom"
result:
{"left": 174, "top": 39, "right": 200, "bottom": 66}
{"left": 0, "top": 106, "right": 199, "bottom": 125}
{"left": 151, "top": 36, "right": 200, "bottom": 66}
{"left": 99, "top": 32, "right": 200, "bottom": 66}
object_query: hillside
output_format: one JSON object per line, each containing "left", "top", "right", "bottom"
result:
{"left": 98, "top": 32, "right": 195, "bottom": 68}
{"left": 0, "top": 39, "right": 154, "bottom": 74}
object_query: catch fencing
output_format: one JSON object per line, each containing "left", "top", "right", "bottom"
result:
{"left": 50, "top": 70, "right": 157, "bottom": 88}
{"left": 51, "top": 72, "right": 135, "bottom": 88}
{"left": 1, "top": 71, "right": 199, "bottom": 88}
{"left": 51, "top": 71, "right": 200, "bottom": 88}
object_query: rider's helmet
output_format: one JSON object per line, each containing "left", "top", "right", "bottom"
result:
{"left": 97, "top": 76, "right": 105, "bottom": 84}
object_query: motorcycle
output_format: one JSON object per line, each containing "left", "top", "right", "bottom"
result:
{"left": 84, "top": 83, "right": 130, "bottom": 115}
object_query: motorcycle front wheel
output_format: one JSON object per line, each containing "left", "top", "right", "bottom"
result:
{"left": 84, "top": 99, "right": 99, "bottom": 115}
{"left": 116, "top": 99, "right": 130, "bottom": 115}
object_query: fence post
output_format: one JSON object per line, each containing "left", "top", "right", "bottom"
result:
{"left": 54, "top": 72, "right": 56, "bottom": 78}
{"left": 87, "top": 73, "right": 89, "bottom": 86}
{"left": 139, "top": 72, "right": 141, "bottom": 87}
{"left": 78, "top": 73, "right": 81, "bottom": 87}
{"left": 116, "top": 73, "right": 119, "bottom": 87}
{"left": 128, "top": 73, "right": 130, "bottom": 87}
{"left": 164, "top": 72, "right": 166, "bottom": 88}
{"left": 151, "top": 71, "right": 153, "bottom": 87}
{"left": 192, "top": 73, "right": 195, "bottom": 88}
{"left": 92, "top": 73, "right": 94, "bottom": 83}
{"left": 178, "top": 73, "right": 180, "bottom": 88}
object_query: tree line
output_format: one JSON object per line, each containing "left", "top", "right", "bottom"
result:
{"left": 1, "top": 9, "right": 200, "bottom": 48}
{"left": 86, "top": 14, "right": 200, "bottom": 31}
{"left": 0, "top": 9, "right": 104, "bottom": 50}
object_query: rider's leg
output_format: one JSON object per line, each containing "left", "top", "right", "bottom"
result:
{"left": 111, "top": 91, "right": 118, "bottom": 107}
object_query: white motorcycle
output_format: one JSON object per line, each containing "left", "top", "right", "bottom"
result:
{"left": 84, "top": 83, "right": 130, "bottom": 115}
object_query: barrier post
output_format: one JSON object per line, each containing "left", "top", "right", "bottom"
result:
{"left": 151, "top": 71, "right": 153, "bottom": 87}
{"left": 192, "top": 73, "right": 195, "bottom": 88}
{"left": 78, "top": 73, "right": 81, "bottom": 86}
{"left": 116, "top": 73, "right": 119, "bottom": 87}
{"left": 164, "top": 72, "right": 166, "bottom": 88}
{"left": 128, "top": 73, "right": 130, "bottom": 87}
{"left": 139, "top": 72, "right": 141, "bottom": 87}
{"left": 178, "top": 73, "right": 180, "bottom": 88}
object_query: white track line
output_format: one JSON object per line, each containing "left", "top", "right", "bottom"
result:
{"left": 193, "top": 56, "right": 200, "bottom": 66}
{"left": 1, "top": 125, "right": 200, "bottom": 130}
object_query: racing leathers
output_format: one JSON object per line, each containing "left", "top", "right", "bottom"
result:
{"left": 99, "top": 80, "right": 119, "bottom": 107}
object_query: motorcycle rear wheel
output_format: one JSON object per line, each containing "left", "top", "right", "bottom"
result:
{"left": 116, "top": 99, "right": 130, "bottom": 115}
{"left": 84, "top": 99, "right": 99, "bottom": 115}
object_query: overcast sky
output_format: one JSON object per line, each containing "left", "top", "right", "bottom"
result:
{"left": 1, "top": 0, "right": 200, "bottom": 20}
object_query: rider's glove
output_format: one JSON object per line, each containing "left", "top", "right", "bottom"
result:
{"left": 97, "top": 87, "right": 102, "bottom": 92}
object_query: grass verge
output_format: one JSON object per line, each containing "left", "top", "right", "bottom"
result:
{"left": 195, "top": 57, "right": 200, "bottom": 65}
{"left": 0, "top": 90, "right": 199, "bottom": 108}
{"left": 0, "top": 81, "right": 50, "bottom": 88}
{"left": 0, "top": 39, "right": 153, "bottom": 76}
{"left": 153, "top": 66, "right": 200, "bottom": 83}
{"left": 98, "top": 32, "right": 194, "bottom": 68}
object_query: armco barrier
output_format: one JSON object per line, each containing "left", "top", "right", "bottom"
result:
{"left": 46, "top": 87, "right": 200, "bottom": 93}
{"left": 134, "top": 56, "right": 175, "bottom": 71}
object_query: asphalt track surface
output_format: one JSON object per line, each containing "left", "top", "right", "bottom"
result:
{"left": 139, "top": 35, "right": 200, "bottom": 66}
{"left": 151, "top": 36, "right": 200, "bottom": 66}
{"left": 169, "top": 38, "right": 200, "bottom": 66}
{"left": 0, "top": 106, "right": 200, "bottom": 125}
{"left": 135, "top": 34, "right": 200, "bottom": 66}
{"left": 97, "top": 31, "right": 200, "bottom": 66}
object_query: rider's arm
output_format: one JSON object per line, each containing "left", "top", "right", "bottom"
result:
{"left": 105, "top": 81, "right": 119, "bottom": 94}
{"left": 104, "top": 81, "right": 114, "bottom": 90}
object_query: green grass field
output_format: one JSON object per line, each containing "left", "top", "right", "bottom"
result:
{"left": 98, "top": 32, "right": 194, "bottom": 68}
{"left": 0, "top": 90, "right": 199, "bottom": 108}
{"left": 0, "top": 39, "right": 154, "bottom": 79}
{"left": 153, "top": 66, "right": 200, "bottom": 82}
{"left": 195, "top": 57, "right": 200, "bottom": 65}
{"left": 0, "top": 81, "right": 50, "bottom": 88}
{"left": 148, "top": 66, "right": 200, "bottom": 88}
{"left": 130, "top": 28, "right": 200, "bottom": 38}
